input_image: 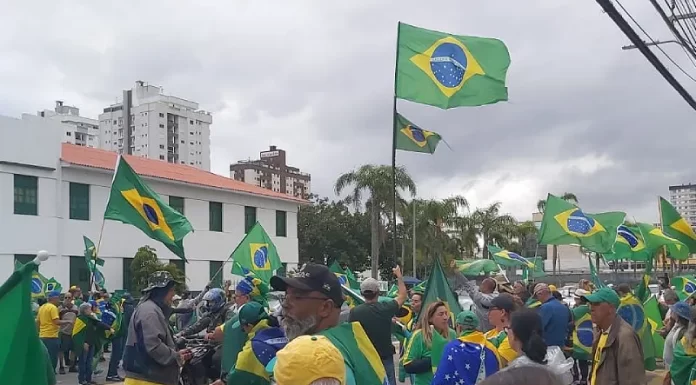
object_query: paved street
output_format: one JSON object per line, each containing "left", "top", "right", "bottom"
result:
{"left": 56, "top": 353, "right": 123, "bottom": 385}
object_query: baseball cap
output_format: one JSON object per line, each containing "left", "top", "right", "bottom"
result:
{"left": 271, "top": 263, "right": 344, "bottom": 306}
{"left": 548, "top": 284, "right": 557, "bottom": 292}
{"left": 573, "top": 288, "right": 591, "bottom": 298}
{"left": 238, "top": 301, "right": 269, "bottom": 326}
{"left": 671, "top": 301, "right": 692, "bottom": 321}
{"left": 490, "top": 294, "right": 516, "bottom": 312}
{"left": 533, "top": 283, "right": 550, "bottom": 296}
{"left": 274, "top": 335, "right": 346, "bottom": 385}
{"left": 360, "top": 278, "right": 380, "bottom": 294}
{"left": 47, "top": 290, "right": 61, "bottom": 299}
{"left": 582, "top": 287, "right": 621, "bottom": 308}
{"left": 456, "top": 310, "right": 479, "bottom": 329}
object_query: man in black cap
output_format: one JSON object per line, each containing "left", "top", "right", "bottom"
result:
{"left": 270, "top": 263, "right": 344, "bottom": 341}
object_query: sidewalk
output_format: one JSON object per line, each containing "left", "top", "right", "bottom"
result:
{"left": 57, "top": 352, "right": 123, "bottom": 385}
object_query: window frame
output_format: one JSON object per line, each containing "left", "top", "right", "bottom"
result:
{"left": 276, "top": 210, "right": 287, "bottom": 237}
{"left": 244, "top": 206, "right": 257, "bottom": 233}
{"left": 69, "top": 182, "right": 90, "bottom": 220}
{"left": 209, "top": 201, "right": 223, "bottom": 232}
{"left": 14, "top": 174, "right": 38, "bottom": 215}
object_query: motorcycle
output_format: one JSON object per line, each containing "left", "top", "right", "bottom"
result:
{"left": 177, "top": 338, "right": 221, "bottom": 385}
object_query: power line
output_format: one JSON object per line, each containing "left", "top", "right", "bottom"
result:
{"left": 614, "top": 0, "right": 696, "bottom": 83}
{"left": 656, "top": 0, "right": 696, "bottom": 67}
{"left": 595, "top": 0, "right": 696, "bottom": 110}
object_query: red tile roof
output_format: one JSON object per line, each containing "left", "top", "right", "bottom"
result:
{"left": 61, "top": 143, "right": 307, "bottom": 204}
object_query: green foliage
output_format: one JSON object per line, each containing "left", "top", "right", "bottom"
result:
{"left": 130, "top": 246, "right": 187, "bottom": 294}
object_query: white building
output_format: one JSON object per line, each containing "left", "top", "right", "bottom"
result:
{"left": 669, "top": 184, "right": 696, "bottom": 227}
{"left": 98, "top": 81, "right": 212, "bottom": 171}
{"left": 0, "top": 114, "right": 303, "bottom": 292}
{"left": 38, "top": 101, "right": 100, "bottom": 148}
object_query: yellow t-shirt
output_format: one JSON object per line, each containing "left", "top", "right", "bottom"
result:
{"left": 37, "top": 303, "right": 60, "bottom": 338}
{"left": 590, "top": 332, "right": 609, "bottom": 385}
{"left": 124, "top": 379, "right": 162, "bottom": 385}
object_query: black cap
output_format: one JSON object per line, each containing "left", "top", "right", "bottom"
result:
{"left": 270, "top": 263, "right": 344, "bottom": 306}
{"left": 490, "top": 294, "right": 516, "bottom": 312}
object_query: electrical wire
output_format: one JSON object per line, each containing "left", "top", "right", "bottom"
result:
{"left": 663, "top": 0, "right": 696, "bottom": 66}
{"left": 673, "top": 0, "right": 696, "bottom": 48}
{"left": 614, "top": 0, "right": 696, "bottom": 83}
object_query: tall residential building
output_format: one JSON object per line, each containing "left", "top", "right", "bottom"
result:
{"left": 669, "top": 183, "right": 696, "bottom": 226}
{"left": 37, "top": 101, "right": 100, "bottom": 148}
{"left": 98, "top": 81, "right": 212, "bottom": 170}
{"left": 230, "top": 145, "right": 311, "bottom": 199}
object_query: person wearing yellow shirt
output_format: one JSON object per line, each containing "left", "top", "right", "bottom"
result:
{"left": 37, "top": 291, "right": 71, "bottom": 374}
{"left": 486, "top": 294, "right": 519, "bottom": 365}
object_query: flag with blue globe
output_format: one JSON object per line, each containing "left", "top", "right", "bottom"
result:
{"left": 230, "top": 222, "right": 281, "bottom": 283}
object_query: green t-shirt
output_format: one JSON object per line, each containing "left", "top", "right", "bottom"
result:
{"left": 404, "top": 328, "right": 457, "bottom": 385}
{"left": 348, "top": 299, "right": 400, "bottom": 358}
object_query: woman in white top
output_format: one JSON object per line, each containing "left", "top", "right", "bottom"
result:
{"left": 663, "top": 301, "right": 691, "bottom": 385}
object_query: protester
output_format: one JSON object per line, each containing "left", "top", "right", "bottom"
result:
{"left": 408, "top": 290, "right": 424, "bottom": 331}
{"left": 533, "top": 283, "right": 571, "bottom": 349}
{"left": 660, "top": 288, "right": 679, "bottom": 337}
{"left": 58, "top": 292, "right": 78, "bottom": 374}
{"left": 75, "top": 302, "right": 113, "bottom": 385}
{"left": 273, "top": 334, "right": 346, "bottom": 385}
{"left": 513, "top": 280, "right": 531, "bottom": 304}
{"left": 213, "top": 301, "right": 287, "bottom": 385}
{"left": 37, "top": 290, "right": 70, "bottom": 374}
{"left": 486, "top": 293, "right": 519, "bottom": 365}
{"left": 178, "top": 287, "right": 233, "bottom": 337}
{"left": 583, "top": 287, "right": 645, "bottom": 385}
{"left": 480, "top": 366, "right": 565, "bottom": 385}
{"left": 432, "top": 309, "right": 501, "bottom": 384}
{"left": 122, "top": 271, "right": 192, "bottom": 385}
{"left": 348, "top": 265, "right": 407, "bottom": 385}
{"left": 571, "top": 289, "right": 591, "bottom": 385}
{"left": 451, "top": 260, "right": 498, "bottom": 331}
{"left": 271, "top": 263, "right": 387, "bottom": 385}
{"left": 106, "top": 292, "right": 135, "bottom": 382}
{"left": 662, "top": 301, "right": 691, "bottom": 385}
{"left": 175, "top": 287, "right": 209, "bottom": 331}
{"left": 403, "top": 301, "right": 457, "bottom": 385}
{"left": 506, "top": 309, "right": 548, "bottom": 368}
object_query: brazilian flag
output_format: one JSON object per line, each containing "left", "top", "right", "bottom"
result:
{"left": 670, "top": 337, "right": 696, "bottom": 384}
{"left": 104, "top": 156, "right": 193, "bottom": 260}
{"left": 328, "top": 261, "right": 360, "bottom": 290}
{"left": 394, "top": 113, "right": 443, "bottom": 154}
{"left": 660, "top": 197, "right": 696, "bottom": 251}
{"left": 604, "top": 224, "right": 651, "bottom": 262}
{"left": 14, "top": 260, "right": 49, "bottom": 299}
{"left": 572, "top": 304, "right": 592, "bottom": 360}
{"left": 395, "top": 22, "right": 510, "bottom": 109}
{"left": 319, "top": 322, "right": 388, "bottom": 385}
{"left": 537, "top": 194, "right": 625, "bottom": 254}
{"left": 229, "top": 223, "right": 282, "bottom": 283}
{"left": 618, "top": 293, "right": 656, "bottom": 370}
{"left": 671, "top": 276, "right": 696, "bottom": 300}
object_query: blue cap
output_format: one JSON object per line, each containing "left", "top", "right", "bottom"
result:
{"left": 236, "top": 278, "right": 254, "bottom": 295}
{"left": 47, "top": 290, "right": 61, "bottom": 298}
{"left": 672, "top": 301, "right": 692, "bottom": 321}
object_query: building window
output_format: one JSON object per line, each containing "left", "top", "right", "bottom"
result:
{"left": 69, "top": 182, "right": 90, "bottom": 220}
{"left": 14, "top": 254, "right": 35, "bottom": 266}
{"left": 66, "top": 132, "right": 72, "bottom": 136}
{"left": 209, "top": 202, "right": 223, "bottom": 232}
{"left": 209, "top": 261, "right": 223, "bottom": 288}
{"left": 14, "top": 174, "right": 38, "bottom": 215}
{"left": 190, "top": 120, "right": 194, "bottom": 125}
{"left": 160, "top": 144, "right": 165, "bottom": 149}
{"left": 276, "top": 210, "right": 287, "bottom": 237}
{"left": 122, "top": 257, "right": 134, "bottom": 292}
{"left": 169, "top": 196, "right": 185, "bottom": 215}
{"left": 70, "top": 256, "right": 91, "bottom": 293}
{"left": 245, "top": 206, "right": 257, "bottom": 233}
{"left": 169, "top": 259, "right": 185, "bottom": 279}
{"left": 159, "top": 113, "right": 164, "bottom": 118}
{"left": 159, "top": 124, "right": 164, "bottom": 128}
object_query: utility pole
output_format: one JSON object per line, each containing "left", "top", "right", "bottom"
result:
{"left": 649, "top": 0, "right": 696, "bottom": 59}
{"left": 622, "top": 39, "right": 683, "bottom": 50}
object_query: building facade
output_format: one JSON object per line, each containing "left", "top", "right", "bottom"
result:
{"left": 98, "top": 81, "right": 212, "bottom": 171}
{"left": 38, "top": 101, "right": 100, "bottom": 148}
{"left": 669, "top": 184, "right": 696, "bottom": 226}
{"left": 0, "top": 114, "right": 302, "bottom": 292}
{"left": 230, "top": 145, "right": 311, "bottom": 199}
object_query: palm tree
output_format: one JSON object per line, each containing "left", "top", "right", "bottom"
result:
{"left": 335, "top": 165, "right": 416, "bottom": 278}
{"left": 473, "top": 202, "right": 517, "bottom": 258}
{"left": 537, "top": 192, "right": 578, "bottom": 274}
{"left": 450, "top": 213, "right": 479, "bottom": 258}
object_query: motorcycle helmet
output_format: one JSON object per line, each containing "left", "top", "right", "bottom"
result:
{"left": 202, "top": 288, "right": 226, "bottom": 313}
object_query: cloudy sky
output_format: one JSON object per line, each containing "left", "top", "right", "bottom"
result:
{"left": 2, "top": 0, "right": 695, "bottom": 223}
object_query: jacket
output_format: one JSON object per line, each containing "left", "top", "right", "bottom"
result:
{"left": 455, "top": 272, "right": 496, "bottom": 332}
{"left": 180, "top": 302, "right": 234, "bottom": 337}
{"left": 590, "top": 316, "right": 645, "bottom": 385}
{"left": 123, "top": 299, "right": 182, "bottom": 385}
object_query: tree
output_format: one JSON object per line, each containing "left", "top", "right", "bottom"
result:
{"left": 473, "top": 202, "right": 517, "bottom": 259}
{"left": 130, "top": 246, "right": 186, "bottom": 294}
{"left": 297, "top": 195, "right": 371, "bottom": 272}
{"left": 537, "top": 192, "right": 578, "bottom": 274}
{"left": 335, "top": 165, "right": 416, "bottom": 278}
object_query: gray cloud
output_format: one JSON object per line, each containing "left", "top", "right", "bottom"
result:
{"left": 1, "top": 0, "right": 694, "bottom": 225}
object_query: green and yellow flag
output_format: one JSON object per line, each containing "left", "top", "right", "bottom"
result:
{"left": 0, "top": 261, "right": 54, "bottom": 385}
{"left": 396, "top": 22, "right": 510, "bottom": 109}
{"left": 637, "top": 222, "right": 689, "bottom": 260}
{"left": 660, "top": 197, "right": 696, "bottom": 252}
{"left": 487, "top": 245, "right": 534, "bottom": 269}
{"left": 417, "top": 258, "right": 462, "bottom": 329}
{"left": 537, "top": 194, "right": 625, "bottom": 253}
{"left": 669, "top": 337, "right": 696, "bottom": 385}
{"left": 671, "top": 276, "right": 696, "bottom": 300}
{"left": 83, "top": 236, "right": 106, "bottom": 289}
{"left": 329, "top": 261, "right": 360, "bottom": 290}
{"left": 104, "top": 156, "right": 193, "bottom": 260}
{"left": 230, "top": 222, "right": 281, "bottom": 283}
{"left": 395, "top": 113, "right": 443, "bottom": 154}
{"left": 604, "top": 224, "right": 651, "bottom": 262}
{"left": 617, "top": 293, "right": 656, "bottom": 370}
{"left": 14, "top": 260, "right": 50, "bottom": 299}
{"left": 454, "top": 259, "right": 499, "bottom": 276}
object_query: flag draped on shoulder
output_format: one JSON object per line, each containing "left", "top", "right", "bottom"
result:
{"left": 104, "top": 156, "right": 193, "bottom": 260}
{"left": 660, "top": 196, "right": 696, "bottom": 252}
{"left": 395, "top": 22, "right": 510, "bottom": 109}
{"left": 433, "top": 332, "right": 501, "bottom": 384}
{"left": 669, "top": 336, "right": 696, "bottom": 385}
{"left": 0, "top": 260, "right": 54, "bottom": 385}
{"left": 395, "top": 113, "right": 443, "bottom": 154}
{"left": 229, "top": 222, "right": 281, "bottom": 283}
{"left": 537, "top": 194, "right": 625, "bottom": 253}
{"left": 319, "top": 322, "right": 388, "bottom": 385}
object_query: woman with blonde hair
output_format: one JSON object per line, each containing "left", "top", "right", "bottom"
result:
{"left": 402, "top": 301, "right": 457, "bottom": 385}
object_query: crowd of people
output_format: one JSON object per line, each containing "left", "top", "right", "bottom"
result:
{"left": 33, "top": 263, "right": 693, "bottom": 385}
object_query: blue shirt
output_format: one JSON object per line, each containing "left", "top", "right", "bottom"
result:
{"left": 538, "top": 297, "right": 570, "bottom": 347}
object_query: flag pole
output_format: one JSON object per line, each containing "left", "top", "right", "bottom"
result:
{"left": 91, "top": 154, "right": 122, "bottom": 292}
{"left": 390, "top": 22, "right": 402, "bottom": 278}
{"left": 657, "top": 196, "right": 670, "bottom": 277}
